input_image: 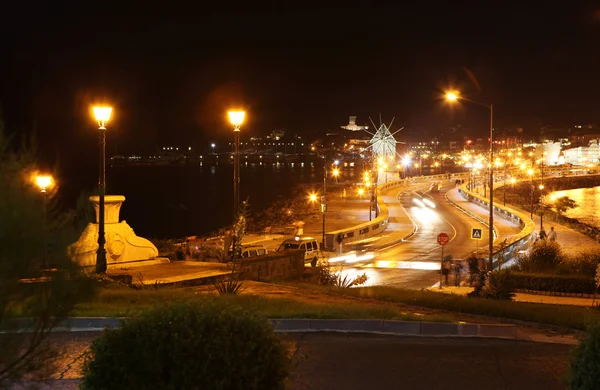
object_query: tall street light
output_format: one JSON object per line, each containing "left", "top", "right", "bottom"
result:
{"left": 527, "top": 168, "right": 534, "bottom": 219}
{"left": 35, "top": 175, "right": 53, "bottom": 269}
{"left": 228, "top": 111, "right": 245, "bottom": 216}
{"left": 93, "top": 106, "right": 112, "bottom": 274}
{"left": 446, "top": 92, "right": 494, "bottom": 271}
{"left": 321, "top": 159, "right": 327, "bottom": 249}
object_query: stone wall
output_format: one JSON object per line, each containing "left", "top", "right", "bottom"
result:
{"left": 238, "top": 250, "right": 305, "bottom": 282}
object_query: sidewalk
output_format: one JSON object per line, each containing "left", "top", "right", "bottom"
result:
{"left": 463, "top": 184, "right": 600, "bottom": 258}
{"left": 430, "top": 285, "right": 597, "bottom": 307}
{"left": 522, "top": 211, "right": 600, "bottom": 258}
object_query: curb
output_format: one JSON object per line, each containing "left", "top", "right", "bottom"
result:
{"left": 8, "top": 318, "right": 518, "bottom": 340}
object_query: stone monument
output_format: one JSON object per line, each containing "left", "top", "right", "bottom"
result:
{"left": 70, "top": 195, "right": 158, "bottom": 267}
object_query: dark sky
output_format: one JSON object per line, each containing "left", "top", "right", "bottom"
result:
{"left": 2, "top": 1, "right": 600, "bottom": 164}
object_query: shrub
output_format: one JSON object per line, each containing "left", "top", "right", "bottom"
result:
{"left": 482, "top": 270, "right": 516, "bottom": 300}
{"left": 509, "top": 272, "right": 596, "bottom": 294}
{"left": 82, "top": 301, "right": 289, "bottom": 390}
{"left": 567, "top": 325, "right": 600, "bottom": 389}
{"left": 214, "top": 277, "right": 245, "bottom": 295}
{"left": 570, "top": 251, "right": 600, "bottom": 277}
{"left": 515, "top": 240, "right": 565, "bottom": 273}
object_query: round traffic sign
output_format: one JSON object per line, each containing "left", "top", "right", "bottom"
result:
{"left": 437, "top": 232, "right": 450, "bottom": 246}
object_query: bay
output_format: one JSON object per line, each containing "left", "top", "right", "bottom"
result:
{"left": 546, "top": 186, "right": 600, "bottom": 228}
{"left": 106, "top": 161, "right": 362, "bottom": 239}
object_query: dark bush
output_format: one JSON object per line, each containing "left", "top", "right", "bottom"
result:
{"left": 570, "top": 251, "right": 600, "bottom": 277}
{"left": 567, "top": 325, "right": 600, "bottom": 389}
{"left": 509, "top": 272, "right": 596, "bottom": 294}
{"left": 82, "top": 301, "right": 289, "bottom": 390}
{"left": 515, "top": 241, "right": 565, "bottom": 273}
{"left": 482, "top": 270, "right": 516, "bottom": 300}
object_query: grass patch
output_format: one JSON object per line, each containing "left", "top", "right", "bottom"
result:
{"left": 330, "top": 286, "right": 600, "bottom": 330}
{"left": 73, "top": 287, "right": 452, "bottom": 322}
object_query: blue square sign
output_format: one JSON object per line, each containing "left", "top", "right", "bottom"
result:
{"left": 471, "top": 228, "right": 483, "bottom": 240}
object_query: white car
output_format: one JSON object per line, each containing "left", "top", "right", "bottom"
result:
{"left": 277, "top": 237, "right": 320, "bottom": 266}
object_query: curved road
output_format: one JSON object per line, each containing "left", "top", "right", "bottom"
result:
{"left": 340, "top": 181, "right": 522, "bottom": 289}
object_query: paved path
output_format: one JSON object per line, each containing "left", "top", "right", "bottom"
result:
{"left": 12, "top": 332, "right": 573, "bottom": 390}
{"left": 432, "top": 285, "right": 598, "bottom": 307}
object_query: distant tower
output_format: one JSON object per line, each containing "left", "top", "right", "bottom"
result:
{"left": 341, "top": 116, "right": 369, "bottom": 131}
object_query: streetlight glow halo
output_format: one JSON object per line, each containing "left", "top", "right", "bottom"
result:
{"left": 228, "top": 111, "right": 245, "bottom": 128}
{"left": 93, "top": 106, "right": 112, "bottom": 126}
{"left": 35, "top": 175, "right": 53, "bottom": 192}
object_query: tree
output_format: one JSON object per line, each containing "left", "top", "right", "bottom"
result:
{"left": 0, "top": 131, "right": 94, "bottom": 386}
{"left": 554, "top": 196, "right": 577, "bottom": 219}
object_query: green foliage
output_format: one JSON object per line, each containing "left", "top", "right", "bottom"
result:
{"left": 0, "top": 131, "right": 95, "bottom": 386}
{"left": 232, "top": 200, "right": 250, "bottom": 264}
{"left": 252, "top": 185, "right": 321, "bottom": 231}
{"left": 567, "top": 325, "right": 600, "bottom": 389}
{"left": 214, "top": 277, "right": 245, "bottom": 295}
{"left": 570, "top": 251, "right": 600, "bottom": 277}
{"left": 554, "top": 196, "right": 578, "bottom": 217}
{"left": 338, "top": 286, "right": 600, "bottom": 330}
{"left": 150, "top": 238, "right": 176, "bottom": 255}
{"left": 81, "top": 301, "right": 290, "bottom": 390}
{"left": 467, "top": 271, "right": 487, "bottom": 298}
{"left": 482, "top": 270, "right": 516, "bottom": 300}
{"left": 317, "top": 266, "right": 368, "bottom": 288}
{"left": 509, "top": 272, "right": 596, "bottom": 294}
{"left": 515, "top": 240, "right": 565, "bottom": 273}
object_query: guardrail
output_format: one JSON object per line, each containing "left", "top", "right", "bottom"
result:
{"left": 457, "top": 184, "right": 535, "bottom": 268}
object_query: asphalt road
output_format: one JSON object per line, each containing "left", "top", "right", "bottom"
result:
{"left": 290, "top": 332, "right": 572, "bottom": 390}
{"left": 340, "top": 181, "right": 522, "bottom": 289}
{"left": 14, "top": 332, "right": 573, "bottom": 390}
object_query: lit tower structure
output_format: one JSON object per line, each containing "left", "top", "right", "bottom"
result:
{"left": 341, "top": 115, "right": 405, "bottom": 217}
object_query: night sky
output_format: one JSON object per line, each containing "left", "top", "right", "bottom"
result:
{"left": 1, "top": 2, "right": 600, "bottom": 177}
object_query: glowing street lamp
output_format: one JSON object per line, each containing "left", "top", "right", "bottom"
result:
{"left": 308, "top": 193, "right": 318, "bottom": 203}
{"left": 445, "top": 91, "right": 494, "bottom": 271}
{"left": 35, "top": 174, "right": 53, "bottom": 269}
{"left": 35, "top": 175, "right": 53, "bottom": 193}
{"left": 93, "top": 105, "right": 112, "bottom": 274}
{"left": 228, "top": 110, "right": 245, "bottom": 216}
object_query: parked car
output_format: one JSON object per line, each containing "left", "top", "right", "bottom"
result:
{"left": 277, "top": 237, "right": 320, "bottom": 266}
{"left": 240, "top": 245, "right": 268, "bottom": 258}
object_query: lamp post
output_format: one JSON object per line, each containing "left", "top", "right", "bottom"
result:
{"left": 446, "top": 92, "right": 494, "bottom": 271}
{"left": 92, "top": 106, "right": 112, "bottom": 274}
{"left": 539, "top": 184, "right": 545, "bottom": 230}
{"left": 35, "top": 175, "right": 53, "bottom": 269}
{"left": 228, "top": 111, "right": 245, "bottom": 216}
{"left": 321, "top": 159, "right": 327, "bottom": 249}
{"left": 527, "top": 168, "right": 534, "bottom": 219}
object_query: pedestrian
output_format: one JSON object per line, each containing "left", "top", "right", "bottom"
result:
{"left": 442, "top": 257, "right": 451, "bottom": 286}
{"left": 453, "top": 261, "right": 461, "bottom": 287}
{"left": 538, "top": 228, "right": 547, "bottom": 241}
{"left": 548, "top": 226, "right": 557, "bottom": 242}
{"left": 467, "top": 255, "right": 479, "bottom": 286}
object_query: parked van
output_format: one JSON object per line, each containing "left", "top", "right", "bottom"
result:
{"left": 240, "top": 245, "right": 268, "bottom": 258}
{"left": 277, "top": 237, "right": 320, "bottom": 266}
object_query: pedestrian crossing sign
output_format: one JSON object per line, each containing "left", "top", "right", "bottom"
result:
{"left": 471, "top": 228, "right": 483, "bottom": 240}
